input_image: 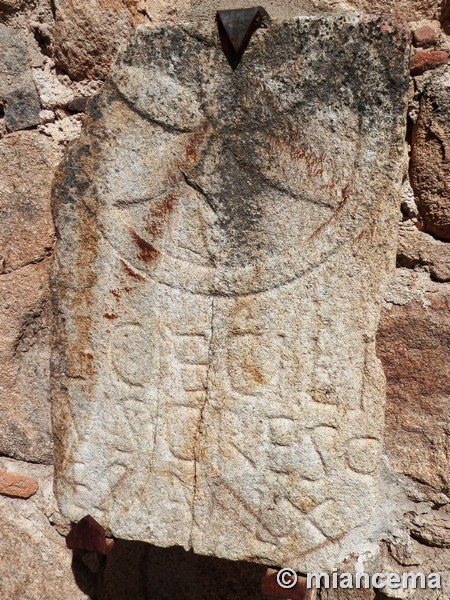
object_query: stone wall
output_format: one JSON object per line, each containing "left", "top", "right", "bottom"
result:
{"left": 0, "top": 1, "right": 448, "bottom": 598}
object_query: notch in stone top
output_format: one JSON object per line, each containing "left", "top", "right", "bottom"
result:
{"left": 217, "top": 6, "right": 270, "bottom": 69}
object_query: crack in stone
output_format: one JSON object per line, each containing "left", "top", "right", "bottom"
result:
{"left": 180, "top": 169, "right": 218, "bottom": 215}
{"left": 0, "top": 252, "right": 54, "bottom": 276}
{"left": 189, "top": 295, "right": 215, "bottom": 549}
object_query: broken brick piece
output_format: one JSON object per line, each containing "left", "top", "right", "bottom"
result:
{"left": 413, "top": 25, "right": 438, "bottom": 48}
{"left": 410, "top": 50, "right": 448, "bottom": 75}
{"left": 262, "top": 568, "right": 316, "bottom": 600}
{"left": 66, "top": 514, "right": 114, "bottom": 554}
{"left": 0, "top": 469, "right": 39, "bottom": 499}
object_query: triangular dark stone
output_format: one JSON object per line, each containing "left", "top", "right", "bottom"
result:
{"left": 66, "top": 514, "right": 114, "bottom": 554}
{"left": 217, "top": 7, "right": 270, "bottom": 69}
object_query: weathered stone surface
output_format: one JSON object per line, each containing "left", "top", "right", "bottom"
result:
{"left": 136, "top": 0, "right": 190, "bottom": 24}
{"left": 52, "top": 17, "right": 409, "bottom": 572}
{"left": 0, "top": 262, "right": 54, "bottom": 464}
{"left": 0, "top": 458, "right": 89, "bottom": 600}
{"left": 411, "top": 72, "right": 450, "bottom": 240}
{"left": 0, "top": 468, "right": 38, "bottom": 498}
{"left": 379, "top": 540, "right": 450, "bottom": 600}
{"left": 189, "top": 0, "right": 440, "bottom": 22}
{"left": 378, "top": 270, "right": 450, "bottom": 496}
{"left": 53, "top": 0, "right": 138, "bottom": 80}
{"left": 0, "top": 24, "right": 41, "bottom": 131}
{"left": 410, "top": 507, "right": 450, "bottom": 548}
{"left": 397, "top": 224, "right": 450, "bottom": 282}
{"left": 0, "top": 132, "right": 55, "bottom": 272}
{"left": 0, "top": 132, "right": 56, "bottom": 464}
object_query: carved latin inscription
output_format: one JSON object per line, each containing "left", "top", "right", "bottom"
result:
{"left": 52, "top": 16, "right": 409, "bottom": 571}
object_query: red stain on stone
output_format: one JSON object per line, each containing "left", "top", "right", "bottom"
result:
{"left": 130, "top": 229, "right": 160, "bottom": 263}
{"left": 120, "top": 259, "right": 145, "bottom": 282}
{"left": 66, "top": 515, "right": 115, "bottom": 555}
{"left": 145, "top": 194, "right": 177, "bottom": 238}
{"left": 184, "top": 121, "right": 210, "bottom": 164}
{"left": 104, "top": 313, "right": 118, "bottom": 320}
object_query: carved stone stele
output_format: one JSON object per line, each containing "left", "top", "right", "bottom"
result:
{"left": 52, "top": 16, "right": 410, "bottom": 571}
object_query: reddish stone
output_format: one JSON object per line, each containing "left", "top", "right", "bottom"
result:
{"left": 66, "top": 515, "right": 115, "bottom": 555}
{"left": 377, "top": 279, "right": 450, "bottom": 494}
{"left": 410, "top": 50, "right": 448, "bottom": 75}
{"left": 410, "top": 76, "right": 450, "bottom": 240}
{"left": 413, "top": 25, "right": 438, "bottom": 47}
{"left": 0, "top": 469, "right": 39, "bottom": 499}
{"left": 262, "top": 568, "right": 315, "bottom": 600}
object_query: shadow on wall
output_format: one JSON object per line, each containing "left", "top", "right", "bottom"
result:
{"left": 71, "top": 540, "right": 268, "bottom": 600}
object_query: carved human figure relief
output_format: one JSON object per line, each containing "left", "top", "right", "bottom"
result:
{"left": 52, "top": 16, "right": 409, "bottom": 571}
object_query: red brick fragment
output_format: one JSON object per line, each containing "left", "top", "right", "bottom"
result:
{"left": 410, "top": 50, "right": 448, "bottom": 75}
{"left": 413, "top": 25, "right": 438, "bottom": 48}
{"left": 0, "top": 469, "right": 39, "bottom": 499}
{"left": 66, "top": 514, "right": 115, "bottom": 555}
{"left": 262, "top": 568, "right": 315, "bottom": 600}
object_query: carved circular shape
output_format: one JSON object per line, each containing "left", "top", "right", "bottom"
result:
{"left": 110, "top": 324, "right": 158, "bottom": 386}
{"left": 90, "top": 27, "right": 384, "bottom": 297}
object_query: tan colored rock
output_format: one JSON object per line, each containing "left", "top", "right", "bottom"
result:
{"left": 32, "top": 66, "right": 74, "bottom": 110}
{"left": 0, "top": 458, "right": 89, "bottom": 600}
{"left": 397, "top": 224, "right": 450, "bottom": 281}
{"left": 411, "top": 72, "right": 450, "bottom": 240}
{"left": 189, "top": 0, "right": 440, "bottom": 22}
{"left": 379, "top": 541, "right": 450, "bottom": 600}
{"left": 413, "top": 24, "right": 439, "bottom": 47}
{"left": 0, "top": 132, "right": 56, "bottom": 271}
{"left": 136, "top": 0, "right": 190, "bottom": 23}
{"left": 53, "top": 0, "right": 138, "bottom": 80}
{"left": 52, "top": 17, "right": 409, "bottom": 572}
{"left": 410, "top": 507, "right": 450, "bottom": 548}
{"left": 0, "top": 468, "right": 38, "bottom": 498}
{"left": 0, "top": 261, "right": 53, "bottom": 464}
{"left": 378, "top": 270, "right": 450, "bottom": 496}
{"left": 0, "top": 132, "right": 57, "bottom": 464}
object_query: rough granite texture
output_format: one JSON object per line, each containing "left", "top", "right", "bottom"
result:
{"left": 0, "top": 1, "right": 449, "bottom": 598}
{"left": 188, "top": 0, "right": 441, "bottom": 23}
{"left": 411, "top": 70, "right": 450, "bottom": 240}
{"left": 52, "top": 16, "right": 410, "bottom": 572}
{"left": 0, "top": 24, "right": 41, "bottom": 132}
{"left": 0, "top": 132, "right": 56, "bottom": 465}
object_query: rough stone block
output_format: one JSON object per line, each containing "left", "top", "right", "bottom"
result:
{"left": 411, "top": 72, "right": 450, "bottom": 240}
{"left": 53, "top": 0, "right": 136, "bottom": 80}
{"left": 378, "top": 271, "right": 450, "bottom": 496}
{"left": 0, "top": 132, "right": 56, "bottom": 464}
{"left": 52, "top": 16, "right": 409, "bottom": 571}
{"left": 0, "top": 25, "right": 41, "bottom": 131}
{"left": 189, "top": 0, "right": 440, "bottom": 23}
